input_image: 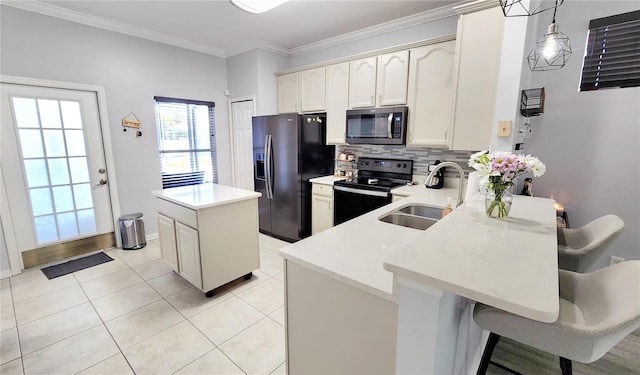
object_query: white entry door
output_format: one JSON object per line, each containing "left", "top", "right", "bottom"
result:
{"left": 0, "top": 84, "right": 114, "bottom": 254}
{"left": 231, "top": 99, "right": 255, "bottom": 191}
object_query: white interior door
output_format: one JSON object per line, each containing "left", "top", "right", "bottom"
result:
{"left": 231, "top": 99, "right": 255, "bottom": 191}
{"left": 0, "top": 83, "right": 114, "bottom": 254}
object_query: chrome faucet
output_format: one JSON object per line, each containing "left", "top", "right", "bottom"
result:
{"left": 424, "top": 161, "right": 466, "bottom": 208}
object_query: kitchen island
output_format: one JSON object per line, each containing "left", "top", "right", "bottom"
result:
{"left": 279, "top": 188, "right": 558, "bottom": 374}
{"left": 152, "top": 183, "right": 261, "bottom": 297}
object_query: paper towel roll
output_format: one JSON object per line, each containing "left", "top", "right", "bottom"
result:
{"left": 465, "top": 171, "right": 483, "bottom": 200}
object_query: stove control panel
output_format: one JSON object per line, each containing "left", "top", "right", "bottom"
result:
{"left": 357, "top": 157, "right": 413, "bottom": 175}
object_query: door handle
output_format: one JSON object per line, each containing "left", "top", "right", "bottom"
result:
{"left": 264, "top": 135, "right": 273, "bottom": 200}
{"left": 370, "top": 95, "right": 374, "bottom": 105}
{"left": 93, "top": 179, "right": 107, "bottom": 188}
{"left": 387, "top": 113, "right": 393, "bottom": 138}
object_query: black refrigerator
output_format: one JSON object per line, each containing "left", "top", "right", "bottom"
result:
{"left": 253, "top": 113, "right": 335, "bottom": 242}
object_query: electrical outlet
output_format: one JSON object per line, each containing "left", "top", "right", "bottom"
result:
{"left": 497, "top": 121, "right": 512, "bottom": 137}
{"left": 610, "top": 256, "right": 625, "bottom": 266}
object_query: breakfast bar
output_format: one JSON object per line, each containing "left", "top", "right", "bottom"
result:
{"left": 279, "top": 191, "right": 559, "bottom": 374}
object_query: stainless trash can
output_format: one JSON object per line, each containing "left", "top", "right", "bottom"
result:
{"left": 119, "top": 213, "right": 146, "bottom": 250}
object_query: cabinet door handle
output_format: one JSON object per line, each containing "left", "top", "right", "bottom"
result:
{"left": 445, "top": 130, "right": 448, "bottom": 141}
{"left": 370, "top": 95, "right": 374, "bottom": 105}
{"left": 379, "top": 94, "right": 383, "bottom": 105}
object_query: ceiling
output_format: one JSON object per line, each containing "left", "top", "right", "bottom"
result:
{"left": 6, "top": 0, "right": 463, "bottom": 57}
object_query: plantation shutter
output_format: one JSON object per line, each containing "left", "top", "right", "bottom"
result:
{"left": 579, "top": 10, "right": 640, "bottom": 92}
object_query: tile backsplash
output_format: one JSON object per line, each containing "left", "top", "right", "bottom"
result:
{"left": 337, "top": 145, "right": 477, "bottom": 178}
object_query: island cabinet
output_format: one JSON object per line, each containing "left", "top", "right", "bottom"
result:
{"left": 325, "top": 62, "right": 349, "bottom": 145}
{"left": 406, "top": 40, "right": 456, "bottom": 148}
{"left": 298, "top": 67, "right": 325, "bottom": 113}
{"left": 448, "top": 1, "right": 504, "bottom": 151}
{"left": 277, "top": 72, "right": 298, "bottom": 113}
{"left": 153, "top": 184, "right": 261, "bottom": 296}
{"left": 349, "top": 51, "right": 410, "bottom": 109}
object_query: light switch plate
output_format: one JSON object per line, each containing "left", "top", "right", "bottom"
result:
{"left": 498, "top": 121, "right": 512, "bottom": 137}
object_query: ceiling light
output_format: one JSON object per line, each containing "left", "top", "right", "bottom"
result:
{"left": 527, "top": 1, "right": 572, "bottom": 71}
{"left": 230, "top": 0, "right": 290, "bottom": 14}
{"left": 500, "top": 0, "right": 564, "bottom": 17}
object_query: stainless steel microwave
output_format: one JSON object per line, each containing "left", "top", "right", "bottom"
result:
{"left": 345, "top": 107, "right": 408, "bottom": 145}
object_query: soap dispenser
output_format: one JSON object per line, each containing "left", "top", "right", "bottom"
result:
{"left": 442, "top": 198, "right": 453, "bottom": 218}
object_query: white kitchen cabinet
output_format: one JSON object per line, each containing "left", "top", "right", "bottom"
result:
{"left": 153, "top": 184, "right": 260, "bottom": 296}
{"left": 157, "top": 213, "right": 179, "bottom": 272}
{"left": 277, "top": 72, "right": 298, "bottom": 113}
{"left": 325, "top": 62, "right": 349, "bottom": 144}
{"left": 311, "top": 183, "right": 334, "bottom": 235}
{"left": 407, "top": 41, "right": 456, "bottom": 147}
{"left": 349, "top": 56, "right": 377, "bottom": 108}
{"left": 298, "top": 67, "right": 326, "bottom": 113}
{"left": 175, "top": 222, "right": 202, "bottom": 288}
{"left": 449, "top": 2, "right": 504, "bottom": 151}
{"left": 376, "top": 50, "right": 410, "bottom": 106}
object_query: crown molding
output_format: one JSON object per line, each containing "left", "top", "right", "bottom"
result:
{"left": 454, "top": 0, "right": 499, "bottom": 15}
{"left": 226, "top": 39, "right": 291, "bottom": 58}
{"left": 288, "top": 1, "right": 469, "bottom": 57}
{"left": 2, "top": 0, "right": 227, "bottom": 57}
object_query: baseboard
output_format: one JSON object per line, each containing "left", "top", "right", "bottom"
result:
{"left": 1, "top": 269, "right": 12, "bottom": 279}
{"left": 146, "top": 232, "right": 158, "bottom": 242}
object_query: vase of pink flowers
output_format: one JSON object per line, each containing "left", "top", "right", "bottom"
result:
{"left": 468, "top": 151, "right": 546, "bottom": 219}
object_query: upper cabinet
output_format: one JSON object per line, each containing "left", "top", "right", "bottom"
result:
{"left": 448, "top": 2, "right": 505, "bottom": 151}
{"left": 349, "top": 57, "right": 378, "bottom": 108}
{"left": 325, "top": 62, "right": 350, "bottom": 145}
{"left": 376, "top": 50, "right": 410, "bottom": 107}
{"left": 277, "top": 72, "right": 298, "bottom": 113}
{"left": 299, "top": 67, "right": 326, "bottom": 113}
{"left": 407, "top": 41, "right": 456, "bottom": 147}
{"left": 349, "top": 52, "right": 409, "bottom": 109}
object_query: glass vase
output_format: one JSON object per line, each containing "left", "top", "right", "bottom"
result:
{"left": 485, "top": 189, "right": 513, "bottom": 219}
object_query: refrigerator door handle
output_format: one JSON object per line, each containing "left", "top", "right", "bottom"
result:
{"left": 264, "top": 135, "right": 272, "bottom": 199}
{"left": 266, "top": 134, "right": 275, "bottom": 200}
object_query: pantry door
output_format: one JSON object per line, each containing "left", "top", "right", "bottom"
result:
{"left": 230, "top": 98, "right": 255, "bottom": 191}
{"left": 1, "top": 83, "right": 114, "bottom": 267}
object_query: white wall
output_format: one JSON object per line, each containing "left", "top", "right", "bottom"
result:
{"left": 256, "top": 50, "right": 289, "bottom": 116}
{"left": 227, "top": 49, "right": 259, "bottom": 99}
{"left": 526, "top": 0, "right": 640, "bottom": 269}
{"left": 0, "top": 6, "right": 232, "bottom": 236}
{"left": 0, "top": 221, "right": 10, "bottom": 277}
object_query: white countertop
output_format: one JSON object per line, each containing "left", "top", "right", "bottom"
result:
{"left": 309, "top": 176, "right": 347, "bottom": 185}
{"left": 384, "top": 194, "right": 559, "bottom": 323}
{"left": 152, "top": 183, "right": 261, "bottom": 210}
{"left": 279, "top": 187, "right": 459, "bottom": 303}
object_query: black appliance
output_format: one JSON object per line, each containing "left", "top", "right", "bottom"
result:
{"left": 334, "top": 157, "right": 413, "bottom": 225}
{"left": 425, "top": 160, "right": 445, "bottom": 189}
{"left": 253, "top": 113, "right": 335, "bottom": 242}
{"left": 345, "top": 106, "right": 408, "bottom": 145}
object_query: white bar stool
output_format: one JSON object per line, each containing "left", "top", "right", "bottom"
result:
{"left": 473, "top": 260, "right": 640, "bottom": 375}
{"left": 558, "top": 214, "right": 624, "bottom": 272}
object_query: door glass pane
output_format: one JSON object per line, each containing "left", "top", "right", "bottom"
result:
{"left": 77, "top": 209, "right": 97, "bottom": 234}
{"left": 30, "top": 187, "right": 53, "bottom": 216}
{"left": 69, "top": 157, "right": 89, "bottom": 183}
{"left": 37, "top": 99, "right": 62, "bottom": 128}
{"left": 65, "top": 130, "right": 86, "bottom": 156}
{"left": 34, "top": 215, "right": 58, "bottom": 243}
{"left": 57, "top": 212, "right": 78, "bottom": 239}
{"left": 61, "top": 101, "right": 82, "bottom": 129}
{"left": 43, "top": 129, "right": 66, "bottom": 157}
{"left": 24, "top": 159, "right": 50, "bottom": 188}
{"left": 52, "top": 186, "right": 74, "bottom": 212}
{"left": 48, "top": 158, "right": 70, "bottom": 185}
{"left": 12, "top": 97, "right": 40, "bottom": 128}
{"left": 18, "top": 129, "right": 44, "bottom": 158}
{"left": 73, "top": 183, "right": 93, "bottom": 209}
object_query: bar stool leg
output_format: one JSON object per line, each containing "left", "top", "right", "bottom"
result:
{"left": 477, "top": 332, "right": 501, "bottom": 375}
{"left": 559, "top": 357, "right": 573, "bottom": 375}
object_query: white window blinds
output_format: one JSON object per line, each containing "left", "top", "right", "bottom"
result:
{"left": 154, "top": 97, "right": 218, "bottom": 188}
{"left": 580, "top": 10, "right": 640, "bottom": 92}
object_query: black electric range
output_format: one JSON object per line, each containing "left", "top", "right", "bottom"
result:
{"left": 333, "top": 157, "right": 413, "bottom": 225}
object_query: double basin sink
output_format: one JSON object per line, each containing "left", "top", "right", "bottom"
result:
{"left": 379, "top": 204, "right": 442, "bottom": 230}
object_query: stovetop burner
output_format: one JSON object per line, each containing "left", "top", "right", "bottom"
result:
{"left": 334, "top": 157, "right": 413, "bottom": 192}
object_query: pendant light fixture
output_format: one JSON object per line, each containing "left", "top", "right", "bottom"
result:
{"left": 500, "top": 0, "right": 564, "bottom": 17}
{"left": 231, "top": 0, "right": 289, "bottom": 14}
{"left": 527, "top": 0, "right": 572, "bottom": 71}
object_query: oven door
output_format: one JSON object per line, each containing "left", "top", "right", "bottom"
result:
{"left": 333, "top": 185, "right": 391, "bottom": 225}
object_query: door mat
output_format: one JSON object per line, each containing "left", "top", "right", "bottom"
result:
{"left": 41, "top": 252, "right": 114, "bottom": 279}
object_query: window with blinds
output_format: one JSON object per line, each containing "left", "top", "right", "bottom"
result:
{"left": 154, "top": 97, "right": 218, "bottom": 189}
{"left": 579, "top": 10, "right": 640, "bottom": 92}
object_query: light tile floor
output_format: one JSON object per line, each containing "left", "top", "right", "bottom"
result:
{"left": 0, "top": 234, "right": 290, "bottom": 375}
